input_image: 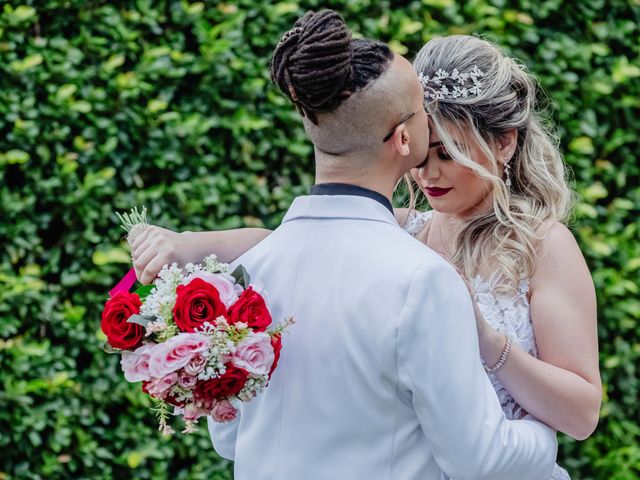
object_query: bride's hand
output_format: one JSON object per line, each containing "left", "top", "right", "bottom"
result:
{"left": 131, "top": 225, "right": 190, "bottom": 285}
{"left": 461, "top": 276, "right": 506, "bottom": 368}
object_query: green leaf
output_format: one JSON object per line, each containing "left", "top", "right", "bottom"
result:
{"left": 127, "top": 451, "right": 143, "bottom": 469}
{"left": 569, "top": 136, "right": 595, "bottom": 155}
{"left": 103, "top": 54, "right": 125, "bottom": 71}
{"left": 231, "top": 265, "right": 251, "bottom": 289}
{"left": 628, "top": 258, "right": 640, "bottom": 271}
{"left": 273, "top": 2, "right": 299, "bottom": 15}
{"left": 388, "top": 40, "right": 408, "bottom": 55}
{"left": 185, "top": 2, "right": 205, "bottom": 15}
{"left": 421, "top": 0, "right": 454, "bottom": 7}
{"left": 2, "top": 149, "right": 30, "bottom": 164}
{"left": 134, "top": 284, "right": 155, "bottom": 300}
{"left": 612, "top": 56, "right": 640, "bottom": 83}
{"left": 102, "top": 341, "right": 120, "bottom": 354}
{"left": 147, "top": 99, "right": 168, "bottom": 113}
{"left": 57, "top": 84, "right": 78, "bottom": 101}
{"left": 92, "top": 247, "right": 131, "bottom": 266}
{"left": 589, "top": 240, "right": 613, "bottom": 256}
{"left": 70, "top": 100, "right": 92, "bottom": 113}
{"left": 13, "top": 6, "right": 37, "bottom": 22}
{"left": 581, "top": 182, "right": 608, "bottom": 202}
{"left": 10, "top": 53, "right": 43, "bottom": 73}
{"left": 126, "top": 314, "right": 156, "bottom": 327}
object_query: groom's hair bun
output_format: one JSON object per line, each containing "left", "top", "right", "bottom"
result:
{"left": 270, "top": 10, "right": 393, "bottom": 124}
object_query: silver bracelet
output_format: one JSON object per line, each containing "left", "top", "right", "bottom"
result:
{"left": 483, "top": 335, "right": 512, "bottom": 375}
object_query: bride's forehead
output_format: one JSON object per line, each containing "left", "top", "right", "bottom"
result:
{"left": 428, "top": 123, "right": 469, "bottom": 145}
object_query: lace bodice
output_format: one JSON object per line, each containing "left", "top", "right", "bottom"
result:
{"left": 404, "top": 210, "right": 569, "bottom": 480}
{"left": 471, "top": 273, "right": 537, "bottom": 420}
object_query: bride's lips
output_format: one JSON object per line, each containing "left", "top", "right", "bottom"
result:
{"left": 425, "top": 187, "right": 453, "bottom": 197}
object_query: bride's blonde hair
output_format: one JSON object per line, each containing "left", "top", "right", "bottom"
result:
{"left": 410, "top": 35, "right": 574, "bottom": 288}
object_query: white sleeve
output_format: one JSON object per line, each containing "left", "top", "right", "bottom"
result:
{"left": 208, "top": 414, "right": 240, "bottom": 460}
{"left": 397, "top": 259, "right": 557, "bottom": 480}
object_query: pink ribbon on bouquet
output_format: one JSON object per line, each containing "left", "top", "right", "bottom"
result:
{"left": 109, "top": 268, "right": 138, "bottom": 297}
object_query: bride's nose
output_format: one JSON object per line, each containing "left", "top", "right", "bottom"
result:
{"left": 417, "top": 158, "right": 440, "bottom": 182}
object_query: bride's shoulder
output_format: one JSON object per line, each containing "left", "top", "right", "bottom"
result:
{"left": 536, "top": 221, "right": 581, "bottom": 257}
{"left": 531, "top": 221, "right": 590, "bottom": 287}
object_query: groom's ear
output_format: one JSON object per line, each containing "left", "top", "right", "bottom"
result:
{"left": 389, "top": 124, "right": 411, "bottom": 157}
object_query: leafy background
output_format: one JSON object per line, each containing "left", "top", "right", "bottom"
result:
{"left": 1, "top": 0, "right": 638, "bottom": 478}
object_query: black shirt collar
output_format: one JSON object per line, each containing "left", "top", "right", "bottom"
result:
{"left": 310, "top": 183, "right": 394, "bottom": 214}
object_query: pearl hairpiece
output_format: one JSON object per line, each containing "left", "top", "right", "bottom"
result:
{"left": 277, "top": 26, "right": 303, "bottom": 47}
{"left": 419, "top": 66, "right": 486, "bottom": 100}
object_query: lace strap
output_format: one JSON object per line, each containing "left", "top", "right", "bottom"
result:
{"left": 403, "top": 210, "right": 434, "bottom": 237}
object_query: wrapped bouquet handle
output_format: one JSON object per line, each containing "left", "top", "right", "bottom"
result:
{"left": 109, "top": 207, "right": 149, "bottom": 297}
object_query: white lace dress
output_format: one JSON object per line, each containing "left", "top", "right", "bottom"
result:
{"left": 404, "top": 210, "right": 570, "bottom": 480}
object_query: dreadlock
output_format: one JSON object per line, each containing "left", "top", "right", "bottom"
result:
{"left": 270, "top": 10, "right": 393, "bottom": 124}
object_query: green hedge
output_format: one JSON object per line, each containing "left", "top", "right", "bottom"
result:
{"left": 1, "top": 0, "right": 638, "bottom": 478}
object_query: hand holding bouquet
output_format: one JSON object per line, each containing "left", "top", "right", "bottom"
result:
{"left": 101, "top": 208, "right": 292, "bottom": 434}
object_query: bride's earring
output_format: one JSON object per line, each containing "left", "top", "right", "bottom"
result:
{"left": 504, "top": 157, "right": 512, "bottom": 189}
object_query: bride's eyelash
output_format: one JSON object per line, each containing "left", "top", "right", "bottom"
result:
{"left": 438, "top": 149, "right": 453, "bottom": 161}
{"left": 415, "top": 158, "right": 428, "bottom": 169}
{"left": 415, "top": 148, "right": 453, "bottom": 170}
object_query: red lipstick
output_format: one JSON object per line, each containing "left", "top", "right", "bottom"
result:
{"left": 425, "top": 187, "right": 453, "bottom": 197}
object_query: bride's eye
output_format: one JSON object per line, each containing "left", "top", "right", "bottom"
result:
{"left": 437, "top": 148, "right": 453, "bottom": 161}
{"left": 415, "top": 157, "right": 428, "bottom": 169}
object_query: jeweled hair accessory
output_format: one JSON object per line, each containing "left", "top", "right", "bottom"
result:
{"left": 277, "top": 26, "right": 303, "bottom": 47}
{"left": 419, "top": 66, "right": 486, "bottom": 100}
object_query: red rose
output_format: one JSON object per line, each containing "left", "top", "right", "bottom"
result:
{"left": 194, "top": 365, "right": 248, "bottom": 408}
{"left": 269, "top": 334, "right": 282, "bottom": 379}
{"left": 227, "top": 287, "right": 272, "bottom": 332}
{"left": 173, "top": 278, "right": 227, "bottom": 332}
{"left": 101, "top": 291, "right": 144, "bottom": 350}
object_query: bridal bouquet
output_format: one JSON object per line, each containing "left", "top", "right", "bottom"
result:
{"left": 101, "top": 208, "right": 292, "bottom": 434}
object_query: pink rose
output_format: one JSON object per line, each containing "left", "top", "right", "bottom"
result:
{"left": 148, "top": 333, "right": 210, "bottom": 377}
{"left": 182, "top": 403, "right": 207, "bottom": 422}
{"left": 184, "top": 353, "right": 207, "bottom": 376}
{"left": 178, "top": 370, "right": 198, "bottom": 389}
{"left": 231, "top": 332, "right": 275, "bottom": 376}
{"left": 211, "top": 399, "right": 238, "bottom": 423}
{"left": 121, "top": 343, "right": 154, "bottom": 382}
{"left": 184, "top": 272, "right": 238, "bottom": 308}
{"left": 146, "top": 372, "right": 178, "bottom": 397}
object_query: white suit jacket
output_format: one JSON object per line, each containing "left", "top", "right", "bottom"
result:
{"left": 209, "top": 193, "right": 557, "bottom": 480}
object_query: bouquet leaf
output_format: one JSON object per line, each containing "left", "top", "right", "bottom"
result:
{"left": 134, "top": 284, "right": 154, "bottom": 300}
{"left": 126, "top": 314, "right": 156, "bottom": 328}
{"left": 231, "top": 265, "right": 251, "bottom": 289}
{"left": 102, "top": 341, "right": 119, "bottom": 354}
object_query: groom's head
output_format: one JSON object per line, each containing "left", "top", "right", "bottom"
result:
{"left": 270, "top": 10, "right": 429, "bottom": 173}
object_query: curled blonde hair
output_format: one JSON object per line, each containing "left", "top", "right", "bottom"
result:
{"left": 411, "top": 35, "right": 574, "bottom": 288}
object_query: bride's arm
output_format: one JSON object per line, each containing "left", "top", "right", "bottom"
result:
{"left": 131, "top": 226, "right": 272, "bottom": 284}
{"left": 129, "top": 207, "right": 411, "bottom": 285}
{"left": 478, "top": 222, "right": 602, "bottom": 440}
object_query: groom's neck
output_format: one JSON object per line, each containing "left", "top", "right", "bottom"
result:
{"left": 315, "top": 163, "right": 401, "bottom": 202}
